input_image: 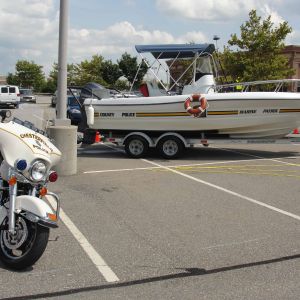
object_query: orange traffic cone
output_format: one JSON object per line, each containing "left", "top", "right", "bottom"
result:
{"left": 292, "top": 128, "right": 299, "bottom": 134}
{"left": 94, "top": 131, "right": 101, "bottom": 143}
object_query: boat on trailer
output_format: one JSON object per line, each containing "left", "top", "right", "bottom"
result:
{"left": 82, "top": 43, "right": 300, "bottom": 140}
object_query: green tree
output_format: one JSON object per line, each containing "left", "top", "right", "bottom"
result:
{"left": 114, "top": 78, "right": 130, "bottom": 91}
{"left": 10, "top": 60, "right": 46, "bottom": 91}
{"left": 48, "top": 62, "right": 80, "bottom": 87}
{"left": 6, "top": 73, "right": 19, "bottom": 85}
{"left": 220, "top": 10, "right": 294, "bottom": 82}
{"left": 75, "top": 55, "right": 106, "bottom": 85}
{"left": 101, "top": 60, "right": 123, "bottom": 86}
{"left": 168, "top": 59, "right": 195, "bottom": 88}
{"left": 118, "top": 53, "right": 148, "bottom": 88}
{"left": 41, "top": 78, "right": 56, "bottom": 93}
{"left": 48, "top": 63, "right": 58, "bottom": 83}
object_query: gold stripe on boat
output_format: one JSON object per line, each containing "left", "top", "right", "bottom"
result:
{"left": 207, "top": 111, "right": 239, "bottom": 115}
{"left": 279, "top": 108, "right": 300, "bottom": 113}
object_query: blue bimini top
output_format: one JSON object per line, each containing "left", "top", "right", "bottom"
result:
{"left": 135, "top": 43, "right": 215, "bottom": 59}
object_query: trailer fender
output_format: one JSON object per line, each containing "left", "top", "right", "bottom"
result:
{"left": 123, "top": 132, "right": 154, "bottom": 147}
{"left": 155, "top": 133, "right": 188, "bottom": 147}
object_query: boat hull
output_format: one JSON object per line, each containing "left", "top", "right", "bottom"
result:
{"left": 84, "top": 92, "right": 300, "bottom": 138}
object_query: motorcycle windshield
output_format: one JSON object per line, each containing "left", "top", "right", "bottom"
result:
{"left": 0, "top": 121, "right": 61, "bottom": 167}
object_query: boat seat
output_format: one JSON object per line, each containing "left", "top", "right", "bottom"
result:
{"left": 139, "top": 83, "right": 149, "bottom": 97}
{"left": 182, "top": 74, "right": 215, "bottom": 95}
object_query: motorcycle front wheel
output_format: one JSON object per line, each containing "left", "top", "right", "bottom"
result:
{"left": 0, "top": 216, "right": 49, "bottom": 270}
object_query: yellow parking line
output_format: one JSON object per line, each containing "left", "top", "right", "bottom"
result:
{"left": 143, "top": 159, "right": 300, "bottom": 221}
{"left": 152, "top": 164, "right": 300, "bottom": 179}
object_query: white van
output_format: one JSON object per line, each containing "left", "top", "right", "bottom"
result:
{"left": 0, "top": 85, "right": 20, "bottom": 108}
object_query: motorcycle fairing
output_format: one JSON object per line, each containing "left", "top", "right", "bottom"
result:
{"left": 0, "top": 121, "right": 61, "bottom": 168}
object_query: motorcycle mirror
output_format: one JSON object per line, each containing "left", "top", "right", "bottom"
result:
{"left": 0, "top": 110, "right": 11, "bottom": 122}
{"left": 5, "top": 110, "right": 11, "bottom": 118}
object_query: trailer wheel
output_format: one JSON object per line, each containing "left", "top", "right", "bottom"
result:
{"left": 157, "top": 136, "right": 184, "bottom": 159}
{"left": 124, "top": 136, "right": 149, "bottom": 158}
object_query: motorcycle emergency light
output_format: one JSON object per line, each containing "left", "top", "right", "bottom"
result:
{"left": 48, "top": 171, "right": 58, "bottom": 182}
{"left": 16, "top": 159, "right": 27, "bottom": 171}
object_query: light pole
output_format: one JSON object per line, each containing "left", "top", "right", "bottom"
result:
{"left": 56, "top": 0, "right": 69, "bottom": 123}
{"left": 213, "top": 35, "right": 220, "bottom": 51}
{"left": 48, "top": 0, "right": 77, "bottom": 175}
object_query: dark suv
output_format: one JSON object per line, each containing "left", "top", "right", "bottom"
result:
{"left": 51, "top": 87, "right": 81, "bottom": 107}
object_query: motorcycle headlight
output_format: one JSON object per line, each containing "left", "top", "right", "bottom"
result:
{"left": 30, "top": 161, "right": 47, "bottom": 181}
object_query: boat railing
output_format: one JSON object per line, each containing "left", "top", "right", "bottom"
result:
{"left": 214, "top": 79, "right": 300, "bottom": 93}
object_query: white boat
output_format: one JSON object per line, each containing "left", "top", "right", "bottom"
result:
{"left": 83, "top": 44, "right": 300, "bottom": 139}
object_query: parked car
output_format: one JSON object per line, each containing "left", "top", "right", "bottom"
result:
{"left": 67, "top": 96, "right": 82, "bottom": 125}
{"left": 19, "top": 88, "right": 36, "bottom": 103}
{"left": 0, "top": 85, "right": 20, "bottom": 108}
{"left": 51, "top": 87, "right": 81, "bottom": 107}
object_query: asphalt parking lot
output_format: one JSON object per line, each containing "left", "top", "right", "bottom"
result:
{"left": 1, "top": 136, "right": 300, "bottom": 299}
{"left": 0, "top": 100, "right": 299, "bottom": 299}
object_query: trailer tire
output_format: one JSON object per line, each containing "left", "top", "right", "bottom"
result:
{"left": 157, "top": 136, "right": 184, "bottom": 159}
{"left": 124, "top": 135, "right": 149, "bottom": 158}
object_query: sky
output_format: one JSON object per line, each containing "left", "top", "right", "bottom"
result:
{"left": 1, "top": 0, "right": 300, "bottom": 76}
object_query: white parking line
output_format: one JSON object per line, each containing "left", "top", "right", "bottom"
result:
{"left": 47, "top": 197, "right": 119, "bottom": 283}
{"left": 84, "top": 166, "right": 160, "bottom": 174}
{"left": 141, "top": 159, "right": 300, "bottom": 221}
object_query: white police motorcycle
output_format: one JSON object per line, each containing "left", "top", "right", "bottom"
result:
{"left": 0, "top": 110, "right": 61, "bottom": 270}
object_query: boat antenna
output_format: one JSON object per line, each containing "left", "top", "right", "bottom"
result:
{"left": 213, "top": 35, "right": 229, "bottom": 85}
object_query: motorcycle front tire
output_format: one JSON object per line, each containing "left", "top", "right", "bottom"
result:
{"left": 0, "top": 217, "right": 49, "bottom": 270}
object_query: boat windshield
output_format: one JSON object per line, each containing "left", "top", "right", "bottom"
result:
{"left": 194, "top": 56, "right": 213, "bottom": 82}
{"left": 197, "top": 56, "right": 213, "bottom": 75}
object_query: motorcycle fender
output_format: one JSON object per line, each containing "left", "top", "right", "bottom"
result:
{"left": 15, "top": 195, "right": 54, "bottom": 219}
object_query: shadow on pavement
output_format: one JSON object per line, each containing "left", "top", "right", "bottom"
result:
{"left": 3, "top": 253, "right": 299, "bottom": 300}
{"left": 77, "top": 143, "right": 300, "bottom": 162}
